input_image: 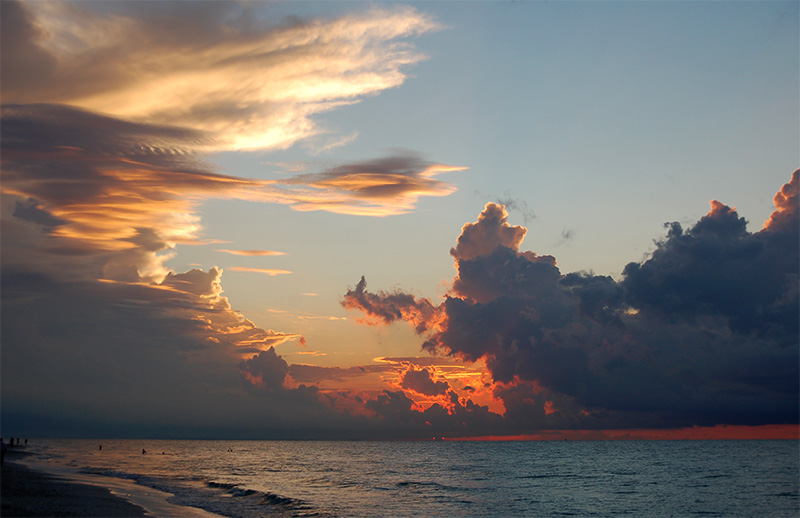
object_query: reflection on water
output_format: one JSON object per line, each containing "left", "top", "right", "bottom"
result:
{"left": 29, "top": 439, "right": 800, "bottom": 518}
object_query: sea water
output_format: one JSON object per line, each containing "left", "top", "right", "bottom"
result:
{"left": 24, "top": 439, "right": 799, "bottom": 517}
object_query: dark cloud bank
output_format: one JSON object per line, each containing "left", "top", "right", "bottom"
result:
{"left": 344, "top": 171, "right": 799, "bottom": 433}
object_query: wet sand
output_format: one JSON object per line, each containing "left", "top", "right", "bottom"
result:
{"left": 1, "top": 449, "right": 227, "bottom": 518}
{"left": 1, "top": 456, "right": 148, "bottom": 517}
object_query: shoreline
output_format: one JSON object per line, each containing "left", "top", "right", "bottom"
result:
{"left": 1, "top": 450, "right": 225, "bottom": 518}
{"left": 1, "top": 458, "right": 148, "bottom": 517}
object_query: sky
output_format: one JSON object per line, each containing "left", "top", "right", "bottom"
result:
{"left": 1, "top": 0, "right": 798, "bottom": 440}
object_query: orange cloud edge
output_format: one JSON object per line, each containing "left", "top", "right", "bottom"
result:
{"left": 432, "top": 424, "right": 799, "bottom": 441}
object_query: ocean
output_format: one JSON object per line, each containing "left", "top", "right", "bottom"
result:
{"left": 22, "top": 439, "right": 799, "bottom": 517}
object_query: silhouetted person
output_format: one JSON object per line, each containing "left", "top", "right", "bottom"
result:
{"left": 99, "top": 444, "right": 102, "bottom": 450}
{"left": 1, "top": 438, "right": 6, "bottom": 466}
{"left": 142, "top": 449, "right": 146, "bottom": 454}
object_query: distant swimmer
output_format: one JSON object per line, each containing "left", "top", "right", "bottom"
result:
{"left": 142, "top": 449, "right": 146, "bottom": 454}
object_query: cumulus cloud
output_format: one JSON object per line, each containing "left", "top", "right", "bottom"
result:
{"left": 623, "top": 172, "right": 799, "bottom": 337}
{"left": 239, "top": 347, "right": 290, "bottom": 391}
{"left": 763, "top": 169, "right": 798, "bottom": 231}
{"left": 344, "top": 172, "right": 800, "bottom": 430}
{"left": 2, "top": 1, "right": 441, "bottom": 151}
{"left": 450, "top": 202, "right": 528, "bottom": 261}
{"left": 450, "top": 203, "right": 558, "bottom": 303}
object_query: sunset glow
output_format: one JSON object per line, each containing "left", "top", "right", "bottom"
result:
{"left": 1, "top": 0, "right": 796, "bottom": 443}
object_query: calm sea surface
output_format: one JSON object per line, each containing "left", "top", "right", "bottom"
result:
{"left": 25, "top": 439, "right": 799, "bottom": 517}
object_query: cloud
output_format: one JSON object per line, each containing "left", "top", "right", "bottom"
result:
{"left": 450, "top": 203, "right": 528, "bottom": 261}
{"left": 0, "top": 268, "right": 307, "bottom": 435}
{"left": 622, "top": 171, "right": 799, "bottom": 337}
{"left": 763, "top": 169, "right": 798, "bottom": 231}
{"left": 400, "top": 366, "right": 450, "bottom": 396}
{"left": 239, "top": 347, "right": 290, "bottom": 391}
{"left": 341, "top": 276, "right": 444, "bottom": 334}
{"left": 0, "top": 104, "right": 255, "bottom": 282}
{"left": 280, "top": 152, "right": 467, "bottom": 216}
{"left": 450, "top": 203, "right": 559, "bottom": 303}
{"left": 344, "top": 171, "right": 800, "bottom": 430}
{"left": 1, "top": 1, "right": 441, "bottom": 152}
{"left": 364, "top": 388, "right": 504, "bottom": 438}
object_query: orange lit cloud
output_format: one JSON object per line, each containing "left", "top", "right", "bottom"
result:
{"left": 763, "top": 169, "right": 798, "bottom": 231}
{"left": 450, "top": 202, "right": 528, "bottom": 261}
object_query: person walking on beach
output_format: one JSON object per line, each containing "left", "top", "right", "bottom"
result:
{"left": 1, "top": 438, "right": 7, "bottom": 466}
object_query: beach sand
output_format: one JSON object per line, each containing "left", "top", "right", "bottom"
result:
{"left": 1, "top": 457, "right": 148, "bottom": 517}
{"left": 1, "top": 449, "right": 225, "bottom": 518}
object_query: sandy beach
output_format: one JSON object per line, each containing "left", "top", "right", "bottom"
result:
{"left": 1, "top": 452, "right": 147, "bottom": 517}
{"left": 1, "top": 448, "right": 228, "bottom": 518}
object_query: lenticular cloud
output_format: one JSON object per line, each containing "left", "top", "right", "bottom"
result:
{"left": 345, "top": 171, "right": 799, "bottom": 430}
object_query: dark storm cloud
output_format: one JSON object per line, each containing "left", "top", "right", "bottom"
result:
{"left": 623, "top": 174, "right": 799, "bottom": 337}
{"left": 365, "top": 389, "right": 503, "bottom": 438}
{"left": 345, "top": 172, "right": 800, "bottom": 430}
{"left": 239, "top": 348, "right": 290, "bottom": 391}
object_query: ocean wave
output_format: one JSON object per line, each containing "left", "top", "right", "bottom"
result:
{"left": 79, "top": 467, "right": 332, "bottom": 518}
{"left": 205, "top": 479, "right": 334, "bottom": 517}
